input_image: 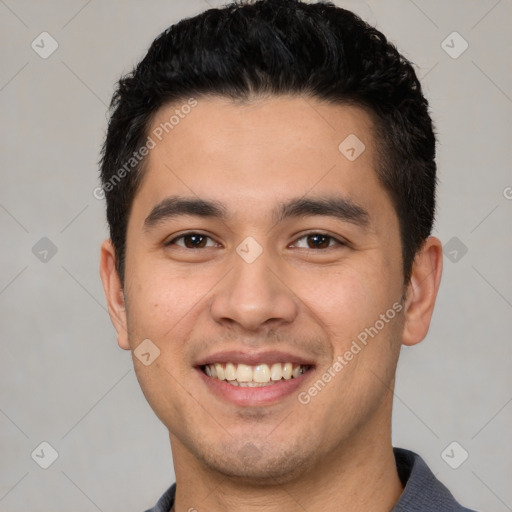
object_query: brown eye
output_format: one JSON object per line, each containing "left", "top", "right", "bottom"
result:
{"left": 293, "top": 233, "right": 343, "bottom": 250}
{"left": 307, "top": 234, "right": 331, "bottom": 249}
{"left": 168, "top": 233, "right": 216, "bottom": 249}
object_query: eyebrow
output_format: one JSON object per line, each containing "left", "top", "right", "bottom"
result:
{"left": 143, "top": 195, "right": 370, "bottom": 231}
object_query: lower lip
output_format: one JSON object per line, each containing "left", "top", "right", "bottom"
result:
{"left": 196, "top": 367, "right": 313, "bottom": 406}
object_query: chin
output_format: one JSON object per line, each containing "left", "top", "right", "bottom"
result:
{"left": 195, "top": 439, "right": 314, "bottom": 485}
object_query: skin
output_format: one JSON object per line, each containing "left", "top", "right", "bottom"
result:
{"left": 100, "top": 95, "right": 443, "bottom": 512}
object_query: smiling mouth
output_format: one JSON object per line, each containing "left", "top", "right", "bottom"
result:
{"left": 200, "top": 362, "right": 313, "bottom": 387}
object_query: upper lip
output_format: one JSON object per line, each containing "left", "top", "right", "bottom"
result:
{"left": 195, "top": 349, "right": 316, "bottom": 367}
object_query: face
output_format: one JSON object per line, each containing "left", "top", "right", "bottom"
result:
{"left": 101, "top": 95, "right": 441, "bottom": 484}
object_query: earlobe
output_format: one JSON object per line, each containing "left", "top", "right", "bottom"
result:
{"left": 99, "top": 239, "right": 130, "bottom": 350}
{"left": 402, "top": 236, "right": 443, "bottom": 347}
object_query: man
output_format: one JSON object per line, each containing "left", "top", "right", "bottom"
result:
{"left": 98, "top": 1, "right": 477, "bottom": 510}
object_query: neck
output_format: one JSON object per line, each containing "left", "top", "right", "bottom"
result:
{"left": 169, "top": 419, "right": 403, "bottom": 512}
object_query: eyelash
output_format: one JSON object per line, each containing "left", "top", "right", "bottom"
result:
{"left": 166, "top": 232, "right": 346, "bottom": 250}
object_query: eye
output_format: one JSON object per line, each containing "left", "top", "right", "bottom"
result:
{"left": 292, "top": 233, "right": 345, "bottom": 250}
{"left": 166, "top": 232, "right": 345, "bottom": 251}
{"left": 167, "top": 233, "right": 219, "bottom": 249}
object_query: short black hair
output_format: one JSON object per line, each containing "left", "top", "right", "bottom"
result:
{"left": 100, "top": 0, "right": 436, "bottom": 286}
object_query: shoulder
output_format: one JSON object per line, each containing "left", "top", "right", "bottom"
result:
{"left": 142, "top": 483, "right": 176, "bottom": 512}
{"left": 393, "top": 447, "right": 478, "bottom": 512}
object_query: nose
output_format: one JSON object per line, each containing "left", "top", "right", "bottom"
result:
{"left": 209, "top": 246, "right": 299, "bottom": 333}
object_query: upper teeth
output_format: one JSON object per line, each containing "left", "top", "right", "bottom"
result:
{"left": 204, "top": 362, "right": 307, "bottom": 385}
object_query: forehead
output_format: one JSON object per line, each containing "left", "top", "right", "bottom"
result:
{"left": 131, "top": 95, "right": 391, "bottom": 228}
{"left": 147, "top": 95, "right": 376, "bottom": 170}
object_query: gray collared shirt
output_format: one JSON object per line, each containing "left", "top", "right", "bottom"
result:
{"left": 144, "top": 447, "right": 478, "bottom": 512}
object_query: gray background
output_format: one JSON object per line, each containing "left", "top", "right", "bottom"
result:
{"left": 1, "top": 0, "right": 511, "bottom": 510}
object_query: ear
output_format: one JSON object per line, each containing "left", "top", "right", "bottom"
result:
{"left": 99, "top": 239, "right": 130, "bottom": 350}
{"left": 402, "top": 236, "right": 443, "bottom": 346}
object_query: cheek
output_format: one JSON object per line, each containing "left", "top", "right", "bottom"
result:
{"left": 124, "top": 257, "right": 222, "bottom": 343}
{"left": 295, "top": 262, "right": 402, "bottom": 420}
{"left": 295, "top": 259, "right": 394, "bottom": 342}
